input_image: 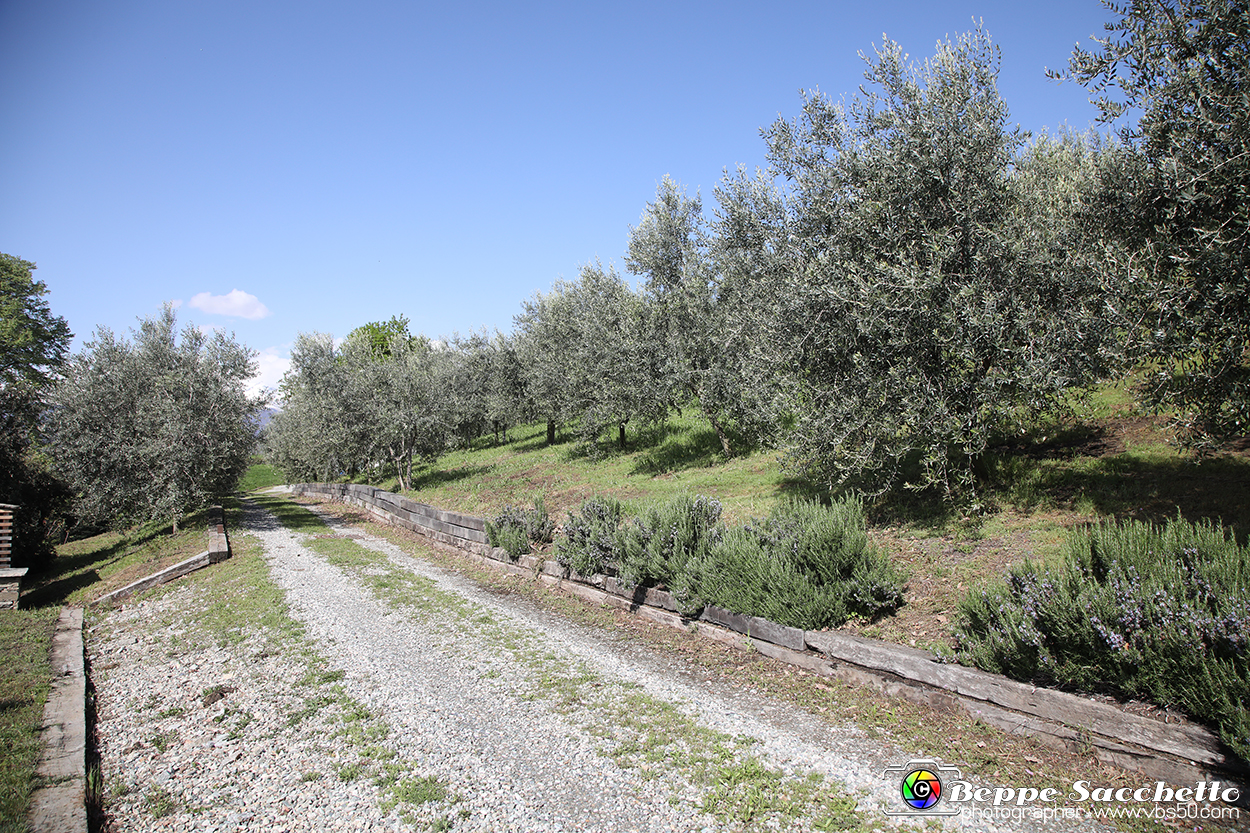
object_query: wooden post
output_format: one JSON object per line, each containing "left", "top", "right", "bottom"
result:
{"left": 0, "top": 504, "right": 25, "bottom": 610}
{"left": 0, "top": 504, "right": 14, "bottom": 569}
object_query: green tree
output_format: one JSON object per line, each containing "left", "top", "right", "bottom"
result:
{"left": 628, "top": 177, "right": 747, "bottom": 454}
{"left": 268, "top": 324, "right": 459, "bottom": 490}
{"left": 732, "top": 27, "right": 1117, "bottom": 500}
{"left": 346, "top": 330, "right": 452, "bottom": 490}
{"left": 515, "top": 264, "right": 662, "bottom": 451}
{"left": 482, "top": 330, "right": 527, "bottom": 444}
{"left": 344, "top": 314, "right": 414, "bottom": 359}
{"left": 1058, "top": 0, "right": 1250, "bottom": 446}
{"left": 49, "top": 306, "right": 263, "bottom": 531}
{"left": 627, "top": 176, "right": 787, "bottom": 454}
{"left": 0, "top": 254, "right": 73, "bottom": 566}
{"left": 1, "top": 254, "right": 72, "bottom": 390}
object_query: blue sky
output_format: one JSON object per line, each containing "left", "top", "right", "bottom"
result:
{"left": 2, "top": 0, "right": 1115, "bottom": 396}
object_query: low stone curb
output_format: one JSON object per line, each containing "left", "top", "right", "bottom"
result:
{"left": 29, "top": 606, "right": 87, "bottom": 833}
{"left": 289, "top": 482, "right": 1248, "bottom": 793}
{"left": 90, "top": 506, "right": 230, "bottom": 608}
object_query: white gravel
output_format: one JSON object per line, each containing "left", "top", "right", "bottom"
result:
{"left": 87, "top": 496, "right": 1105, "bottom": 832}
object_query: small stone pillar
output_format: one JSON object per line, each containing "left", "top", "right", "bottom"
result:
{"left": 0, "top": 504, "right": 28, "bottom": 610}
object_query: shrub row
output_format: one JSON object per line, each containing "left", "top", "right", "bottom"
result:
{"left": 954, "top": 514, "right": 1250, "bottom": 762}
{"left": 550, "top": 494, "right": 903, "bottom": 630}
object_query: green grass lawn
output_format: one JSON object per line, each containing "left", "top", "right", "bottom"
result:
{"left": 334, "top": 413, "right": 815, "bottom": 527}
{"left": 0, "top": 607, "right": 60, "bottom": 833}
{"left": 237, "top": 462, "right": 286, "bottom": 493}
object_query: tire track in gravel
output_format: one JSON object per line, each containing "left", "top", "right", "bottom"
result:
{"left": 245, "top": 494, "right": 1104, "bottom": 833}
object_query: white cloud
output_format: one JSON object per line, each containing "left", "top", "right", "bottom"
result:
{"left": 247, "top": 346, "right": 291, "bottom": 401}
{"left": 188, "top": 289, "right": 271, "bottom": 320}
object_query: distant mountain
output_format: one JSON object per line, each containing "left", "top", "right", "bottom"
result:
{"left": 255, "top": 407, "right": 279, "bottom": 434}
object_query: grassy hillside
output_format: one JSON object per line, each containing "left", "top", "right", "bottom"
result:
{"left": 269, "top": 387, "right": 1249, "bottom": 655}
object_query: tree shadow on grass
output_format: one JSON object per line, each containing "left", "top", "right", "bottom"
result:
{"left": 21, "top": 506, "right": 214, "bottom": 608}
{"left": 991, "top": 450, "right": 1250, "bottom": 540}
{"left": 406, "top": 464, "right": 496, "bottom": 493}
{"left": 510, "top": 432, "right": 574, "bottom": 454}
{"left": 22, "top": 570, "right": 101, "bottom": 609}
{"left": 770, "top": 448, "right": 964, "bottom": 532}
{"left": 247, "top": 495, "right": 330, "bottom": 532}
{"left": 630, "top": 422, "right": 729, "bottom": 475}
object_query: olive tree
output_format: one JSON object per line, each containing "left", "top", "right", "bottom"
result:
{"left": 50, "top": 305, "right": 263, "bottom": 530}
{"left": 729, "top": 26, "right": 1118, "bottom": 500}
{"left": 267, "top": 332, "right": 363, "bottom": 482}
{"left": 1058, "top": 0, "right": 1250, "bottom": 446}
{"left": 515, "top": 280, "right": 582, "bottom": 445}
{"left": 626, "top": 177, "right": 778, "bottom": 454}
{"left": 515, "top": 263, "right": 663, "bottom": 451}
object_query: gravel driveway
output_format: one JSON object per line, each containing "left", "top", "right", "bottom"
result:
{"left": 87, "top": 496, "right": 1103, "bottom": 833}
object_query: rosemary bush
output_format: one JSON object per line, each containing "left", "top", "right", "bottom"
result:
{"left": 619, "top": 495, "right": 725, "bottom": 589}
{"left": 954, "top": 515, "right": 1250, "bottom": 762}
{"left": 554, "top": 494, "right": 903, "bottom": 629}
{"left": 485, "top": 497, "right": 555, "bottom": 560}
{"left": 554, "top": 496, "right": 624, "bottom": 576}
{"left": 696, "top": 498, "right": 902, "bottom": 629}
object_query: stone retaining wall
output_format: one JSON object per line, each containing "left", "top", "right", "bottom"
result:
{"left": 289, "top": 482, "right": 1248, "bottom": 794}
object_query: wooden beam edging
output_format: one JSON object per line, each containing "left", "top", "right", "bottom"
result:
{"left": 89, "top": 507, "right": 231, "bottom": 608}
{"left": 29, "top": 607, "right": 87, "bottom": 833}
{"left": 288, "top": 482, "right": 1248, "bottom": 790}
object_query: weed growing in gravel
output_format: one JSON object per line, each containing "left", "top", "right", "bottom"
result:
{"left": 392, "top": 776, "right": 449, "bottom": 805}
{"left": 148, "top": 730, "right": 177, "bottom": 753}
{"left": 143, "top": 786, "right": 177, "bottom": 818}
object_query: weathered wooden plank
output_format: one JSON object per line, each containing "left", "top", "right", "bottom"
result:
{"left": 642, "top": 587, "right": 681, "bottom": 613}
{"left": 451, "top": 526, "right": 487, "bottom": 544}
{"left": 372, "top": 496, "right": 408, "bottom": 519}
{"left": 92, "top": 552, "right": 213, "bottom": 606}
{"left": 395, "top": 496, "right": 432, "bottom": 515}
{"left": 803, "top": 630, "right": 1225, "bottom": 765}
{"left": 747, "top": 616, "right": 806, "bottom": 651}
{"left": 701, "top": 604, "right": 752, "bottom": 635}
{"left": 443, "top": 511, "right": 486, "bottom": 533}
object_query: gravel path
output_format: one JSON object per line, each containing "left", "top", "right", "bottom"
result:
{"left": 88, "top": 497, "right": 1104, "bottom": 832}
